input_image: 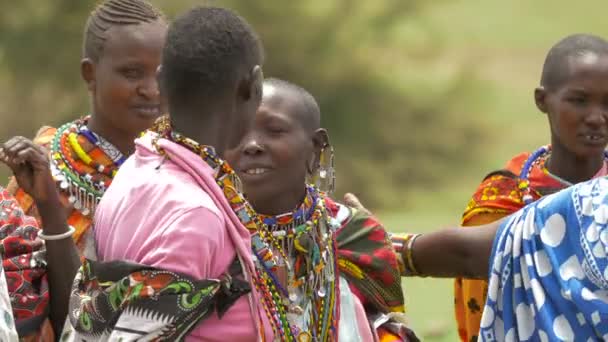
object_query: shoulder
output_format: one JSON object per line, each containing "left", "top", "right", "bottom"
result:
{"left": 462, "top": 152, "right": 533, "bottom": 224}
{"left": 503, "top": 151, "right": 532, "bottom": 175}
{"left": 107, "top": 155, "right": 222, "bottom": 218}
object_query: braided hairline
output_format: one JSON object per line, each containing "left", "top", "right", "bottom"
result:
{"left": 83, "top": 0, "right": 165, "bottom": 61}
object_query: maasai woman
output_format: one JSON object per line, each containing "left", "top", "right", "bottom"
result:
{"left": 66, "top": 7, "right": 380, "bottom": 341}
{"left": 338, "top": 33, "right": 608, "bottom": 341}
{"left": 224, "top": 78, "right": 418, "bottom": 342}
{"left": 65, "top": 7, "right": 272, "bottom": 341}
{"left": 451, "top": 33, "right": 608, "bottom": 342}
{"left": 0, "top": 139, "right": 78, "bottom": 340}
{"left": 4, "top": 0, "right": 167, "bottom": 336}
{"left": 9, "top": 0, "right": 166, "bottom": 256}
{"left": 351, "top": 172, "right": 608, "bottom": 341}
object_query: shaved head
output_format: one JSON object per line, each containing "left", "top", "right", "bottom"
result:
{"left": 263, "top": 78, "right": 320, "bottom": 132}
{"left": 541, "top": 34, "right": 608, "bottom": 91}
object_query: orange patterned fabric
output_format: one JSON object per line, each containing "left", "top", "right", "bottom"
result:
{"left": 454, "top": 151, "right": 565, "bottom": 342}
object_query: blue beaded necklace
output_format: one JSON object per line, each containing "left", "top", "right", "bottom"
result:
{"left": 518, "top": 145, "right": 608, "bottom": 204}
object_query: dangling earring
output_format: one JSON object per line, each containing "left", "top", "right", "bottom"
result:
{"left": 315, "top": 144, "right": 336, "bottom": 194}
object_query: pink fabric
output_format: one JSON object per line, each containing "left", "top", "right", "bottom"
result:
{"left": 352, "top": 288, "right": 375, "bottom": 341}
{"left": 594, "top": 162, "right": 608, "bottom": 178}
{"left": 95, "top": 132, "right": 272, "bottom": 341}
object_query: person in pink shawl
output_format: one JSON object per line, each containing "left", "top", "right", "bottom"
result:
{"left": 62, "top": 6, "right": 372, "bottom": 342}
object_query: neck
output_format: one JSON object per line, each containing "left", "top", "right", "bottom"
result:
{"left": 249, "top": 186, "right": 308, "bottom": 216}
{"left": 172, "top": 108, "right": 228, "bottom": 156}
{"left": 546, "top": 141, "right": 605, "bottom": 184}
{"left": 87, "top": 114, "right": 135, "bottom": 156}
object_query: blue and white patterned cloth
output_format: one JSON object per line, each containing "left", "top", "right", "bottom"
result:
{"left": 480, "top": 176, "right": 608, "bottom": 341}
{"left": 0, "top": 263, "right": 17, "bottom": 341}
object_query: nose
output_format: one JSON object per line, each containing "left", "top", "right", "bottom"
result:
{"left": 138, "top": 75, "right": 160, "bottom": 100}
{"left": 243, "top": 136, "right": 264, "bottom": 155}
{"left": 585, "top": 105, "right": 608, "bottom": 128}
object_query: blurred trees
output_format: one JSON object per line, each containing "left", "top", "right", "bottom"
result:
{"left": 0, "top": 0, "right": 486, "bottom": 208}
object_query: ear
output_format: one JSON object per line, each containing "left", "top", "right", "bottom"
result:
{"left": 81, "top": 58, "right": 96, "bottom": 92}
{"left": 238, "top": 65, "right": 264, "bottom": 101}
{"left": 156, "top": 64, "right": 166, "bottom": 96}
{"left": 534, "top": 86, "right": 549, "bottom": 114}
{"left": 307, "top": 128, "right": 329, "bottom": 174}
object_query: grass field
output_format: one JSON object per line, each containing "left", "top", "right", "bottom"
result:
{"left": 1, "top": 1, "right": 607, "bottom": 340}
{"left": 375, "top": 1, "right": 608, "bottom": 340}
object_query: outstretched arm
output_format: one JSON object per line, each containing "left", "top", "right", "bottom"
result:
{"left": 344, "top": 192, "right": 501, "bottom": 279}
{"left": 0, "top": 137, "right": 79, "bottom": 334}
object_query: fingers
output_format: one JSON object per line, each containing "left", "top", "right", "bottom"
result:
{"left": 343, "top": 192, "right": 371, "bottom": 215}
{"left": 1, "top": 137, "right": 48, "bottom": 167}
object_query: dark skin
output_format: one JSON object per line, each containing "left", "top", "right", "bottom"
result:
{"left": 83, "top": 20, "right": 167, "bottom": 156}
{"left": 0, "top": 137, "right": 79, "bottom": 334}
{"left": 0, "top": 20, "right": 168, "bottom": 334}
{"left": 342, "top": 53, "right": 608, "bottom": 280}
{"left": 536, "top": 52, "right": 608, "bottom": 184}
{"left": 225, "top": 83, "right": 497, "bottom": 279}
{"left": 164, "top": 65, "right": 264, "bottom": 157}
{"left": 224, "top": 83, "right": 328, "bottom": 215}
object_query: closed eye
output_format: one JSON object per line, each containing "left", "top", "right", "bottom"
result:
{"left": 119, "top": 67, "right": 143, "bottom": 80}
{"left": 567, "top": 97, "right": 588, "bottom": 106}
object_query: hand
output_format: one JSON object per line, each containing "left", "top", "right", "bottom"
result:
{"left": 343, "top": 192, "right": 371, "bottom": 215}
{"left": 0, "top": 137, "right": 56, "bottom": 202}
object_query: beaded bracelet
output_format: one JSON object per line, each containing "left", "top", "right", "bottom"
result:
{"left": 38, "top": 225, "right": 76, "bottom": 241}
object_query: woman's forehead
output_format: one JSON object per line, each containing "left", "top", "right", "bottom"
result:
{"left": 103, "top": 21, "right": 166, "bottom": 56}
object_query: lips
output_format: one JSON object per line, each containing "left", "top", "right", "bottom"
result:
{"left": 580, "top": 133, "right": 607, "bottom": 146}
{"left": 244, "top": 168, "right": 271, "bottom": 175}
{"left": 132, "top": 104, "right": 161, "bottom": 118}
{"left": 238, "top": 164, "right": 274, "bottom": 181}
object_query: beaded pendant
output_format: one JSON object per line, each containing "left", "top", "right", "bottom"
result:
{"left": 152, "top": 125, "right": 340, "bottom": 341}
{"left": 50, "top": 117, "right": 124, "bottom": 217}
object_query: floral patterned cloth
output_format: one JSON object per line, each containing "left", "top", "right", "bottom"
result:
{"left": 328, "top": 198, "right": 418, "bottom": 341}
{"left": 61, "top": 258, "right": 250, "bottom": 341}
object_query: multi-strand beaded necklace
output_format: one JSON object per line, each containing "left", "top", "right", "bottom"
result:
{"left": 152, "top": 124, "right": 339, "bottom": 342}
{"left": 518, "top": 145, "right": 608, "bottom": 204}
{"left": 50, "top": 117, "right": 125, "bottom": 217}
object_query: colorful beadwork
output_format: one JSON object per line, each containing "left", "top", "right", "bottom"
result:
{"left": 49, "top": 117, "right": 124, "bottom": 217}
{"left": 519, "top": 145, "right": 608, "bottom": 204}
{"left": 150, "top": 118, "right": 339, "bottom": 341}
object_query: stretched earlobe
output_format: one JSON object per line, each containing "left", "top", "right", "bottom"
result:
{"left": 251, "top": 65, "right": 264, "bottom": 100}
{"left": 534, "top": 86, "right": 549, "bottom": 114}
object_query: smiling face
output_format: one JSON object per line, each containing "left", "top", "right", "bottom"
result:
{"left": 538, "top": 52, "right": 608, "bottom": 159}
{"left": 84, "top": 20, "right": 167, "bottom": 140}
{"left": 225, "top": 84, "right": 322, "bottom": 213}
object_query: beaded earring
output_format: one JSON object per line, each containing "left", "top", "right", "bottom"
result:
{"left": 313, "top": 144, "right": 335, "bottom": 195}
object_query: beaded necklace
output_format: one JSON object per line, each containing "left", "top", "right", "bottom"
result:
{"left": 151, "top": 124, "right": 339, "bottom": 342}
{"left": 257, "top": 186, "right": 340, "bottom": 341}
{"left": 50, "top": 117, "right": 125, "bottom": 217}
{"left": 518, "top": 145, "right": 608, "bottom": 204}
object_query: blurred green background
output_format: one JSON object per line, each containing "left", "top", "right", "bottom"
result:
{"left": 1, "top": 0, "right": 608, "bottom": 340}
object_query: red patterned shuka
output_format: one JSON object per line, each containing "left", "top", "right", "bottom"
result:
{"left": 0, "top": 188, "right": 53, "bottom": 340}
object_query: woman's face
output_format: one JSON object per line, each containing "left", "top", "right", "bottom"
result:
{"left": 541, "top": 53, "right": 608, "bottom": 159}
{"left": 225, "top": 85, "right": 318, "bottom": 210}
{"left": 85, "top": 20, "right": 167, "bottom": 139}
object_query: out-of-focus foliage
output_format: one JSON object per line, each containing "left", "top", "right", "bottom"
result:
{"left": 0, "top": 0, "right": 485, "bottom": 208}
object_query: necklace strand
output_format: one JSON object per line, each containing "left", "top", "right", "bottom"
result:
{"left": 150, "top": 120, "right": 339, "bottom": 341}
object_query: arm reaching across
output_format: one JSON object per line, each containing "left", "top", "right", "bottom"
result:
{"left": 343, "top": 192, "right": 501, "bottom": 279}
